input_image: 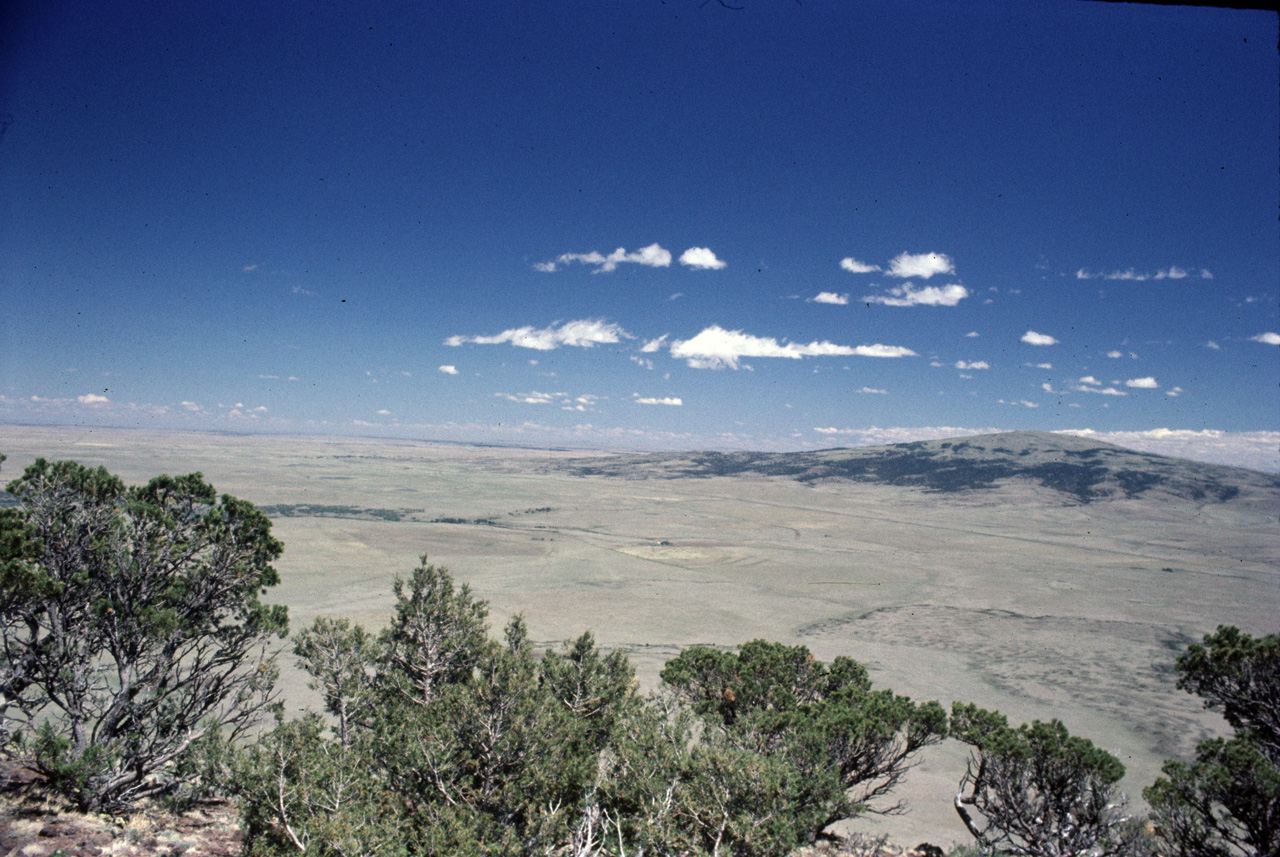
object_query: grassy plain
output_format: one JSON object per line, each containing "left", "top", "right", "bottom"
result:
{"left": 2, "top": 424, "right": 1276, "bottom": 847}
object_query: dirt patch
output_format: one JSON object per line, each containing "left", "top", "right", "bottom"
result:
{"left": 0, "top": 764, "right": 243, "bottom": 857}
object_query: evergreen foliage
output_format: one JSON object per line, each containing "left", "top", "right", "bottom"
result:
{"left": 1145, "top": 626, "right": 1280, "bottom": 857}
{"left": 237, "top": 567, "right": 947, "bottom": 856}
{"left": 950, "top": 703, "right": 1138, "bottom": 857}
{"left": 0, "top": 458, "right": 289, "bottom": 812}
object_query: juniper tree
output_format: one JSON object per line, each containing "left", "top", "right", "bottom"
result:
{"left": 951, "top": 703, "right": 1137, "bottom": 857}
{"left": 1145, "top": 626, "right": 1280, "bottom": 857}
{"left": 0, "top": 458, "right": 288, "bottom": 812}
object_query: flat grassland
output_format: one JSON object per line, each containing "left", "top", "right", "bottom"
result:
{"left": 2, "top": 425, "right": 1276, "bottom": 847}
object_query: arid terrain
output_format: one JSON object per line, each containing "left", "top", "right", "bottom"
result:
{"left": 2, "top": 424, "right": 1276, "bottom": 848}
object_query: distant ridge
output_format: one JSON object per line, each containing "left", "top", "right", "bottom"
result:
{"left": 563, "top": 430, "right": 1280, "bottom": 505}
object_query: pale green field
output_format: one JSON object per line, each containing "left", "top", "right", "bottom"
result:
{"left": 2, "top": 425, "right": 1276, "bottom": 847}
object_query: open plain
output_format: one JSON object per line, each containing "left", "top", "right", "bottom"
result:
{"left": 2, "top": 424, "right": 1276, "bottom": 848}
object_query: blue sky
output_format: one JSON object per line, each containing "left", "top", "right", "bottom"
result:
{"left": 2, "top": 1, "right": 1277, "bottom": 468}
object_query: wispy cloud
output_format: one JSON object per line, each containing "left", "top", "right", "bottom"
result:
{"left": 998, "top": 399, "right": 1040, "bottom": 408}
{"left": 1021, "top": 331, "right": 1058, "bottom": 346}
{"left": 1250, "top": 332, "right": 1280, "bottom": 346}
{"left": 537, "top": 243, "right": 672, "bottom": 273}
{"left": 1073, "top": 376, "right": 1126, "bottom": 396}
{"left": 862, "top": 283, "right": 969, "bottom": 307}
{"left": 446, "top": 319, "right": 629, "bottom": 351}
{"left": 839, "top": 257, "right": 881, "bottom": 274}
{"left": 439, "top": 365, "right": 459, "bottom": 375}
{"left": 1075, "top": 265, "right": 1212, "bottom": 281}
{"left": 640, "top": 335, "right": 669, "bottom": 353}
{"left": 497, "top": 391, "right": 563, "bottom": 405}
{"left": 810, "top": 291, "right": 849, "bottom": 305}
{"left": 885, "top": 252, "right": 955, "bottom": 279}
{"left": 955, "top": 360, "right": 989, "bottom": 370}
{"left": 856, "top": 387, "right": 887, "bottom": 394}
{"left": 495, "top": 391, "right": 601, "bottom": 412}
{"left": 668, "top": 325, "right": 915, "bottom": 370}
{"left": 292, "top": 284, "right": 317, "bottom": 296}
{"left": 633, "top": 394, "right": 682, "bottom": 406}
{"left": 679, "top": 247, "right": 726, "bottom": 270}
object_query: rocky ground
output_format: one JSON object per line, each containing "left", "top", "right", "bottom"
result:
{"left": 1, "top": 763, "right": 949, "bottom": 857}
{"left": 0, "top": 765, "right": 242, "bottom": 857}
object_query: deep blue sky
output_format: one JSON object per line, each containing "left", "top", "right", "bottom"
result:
{"left": 2, "top": 1, "right": 1277, "bottom": 467}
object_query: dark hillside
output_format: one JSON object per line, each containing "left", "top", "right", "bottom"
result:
{"left": 562, "top": 430, "right": 1280, "bottom": 505}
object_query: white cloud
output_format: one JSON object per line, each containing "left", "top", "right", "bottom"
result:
{"left": 180, "top": 401, "right": 202, "bottom": 412}
{"left": 1106, "top": 350, "right": 1124, "bottom": 359}
{"left": 634, "top": 394, "right": 682, "bottom": 406}
{"left": 78, "top": 393, "right": 109, "bottom": 404}
{"left": 292, "top": 284, "right": 317, "bottom": 296}
{"left": 446, "top": 319, "right": 629, "bottom": 351}
{"left": 810, "top": 291, "right": 850, "bottom": 305}
{"left": 965, "top": 331, "right": 980, "bottom": 338}
{"left": 1033, "top": 363, "right": 1053, "bottom": 370}
{"left": 668, "top": 325, "right": 915, "bottom": 370}
{"left": 998, "top": 399, "right": 1040, "bottom": 408}
{"left": 377, "top": 409, "right": 392, "bottom": 416}
{"left": 679, "top": 247, "right": 726, "bottom": 270}
{"left": 1125, "top": 377, "right": 1158, "bottom": 389}
{"left": 439, "top": 365, "right": 459, "bottom": 375}
{"left": 856, "top": 387, "right": 887, "bottom": 394}
{"left": 1166, "top": 387, "right": 1183, "bottom": 397}
{"left": 1250, "top": 332, "right": 1280, "bottom": 346}
{"left": 542, "top": 243, "right": 672, "bottom": 273}
{"left": 1205, "top": 341, "right": 1221, "bottom": 350}
{"left": 630, "top": 355, "right": 654, "bottom": 370}
{"left": 840, "top": 257, "right": 881, "bottom": 274}
{"left": 885, "top": 252, "right": 955, "bottom": 279}
{"left": 1021, "top": 331, "right": 1058, "bottom": 346}
{"left": 862, "top": 283, "right": 969, "bottom": 307}
{"left": 1155, "top": 266, "right": 1188, "bottom": 279}
{"left": 955, "top": 360, "right": 990, "bottom": 370}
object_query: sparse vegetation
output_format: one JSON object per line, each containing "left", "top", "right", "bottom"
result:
{"left": 1, "top": 446, "right": 1275, "bottom": 857}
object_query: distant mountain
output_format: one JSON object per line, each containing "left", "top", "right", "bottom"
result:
{"left": 563, "top": 430, "right": 1280, "bottom": 505}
